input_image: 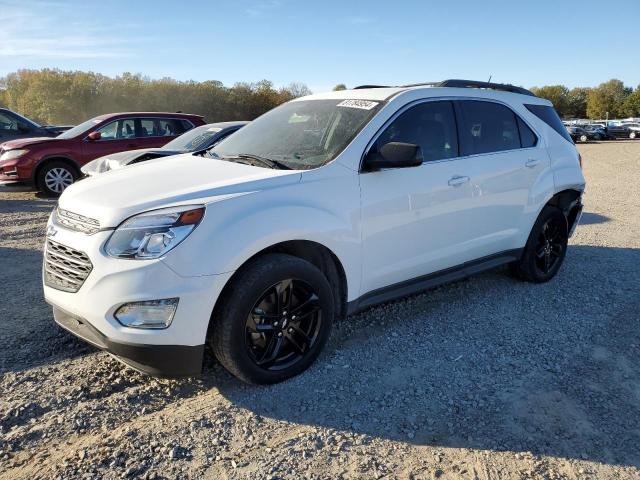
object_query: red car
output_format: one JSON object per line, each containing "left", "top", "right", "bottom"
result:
{"left": 0, "top": 112, "right": 205, "bottom": 195}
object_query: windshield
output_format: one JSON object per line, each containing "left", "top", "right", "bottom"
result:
{"left": 57, "top": 118, "right": 102, "bottom": 139}
{"left": 163, "top": 125, "right": 224, "bottom": 151}
{"left": 210, "top": 99, "right": 383, "bottom": 169}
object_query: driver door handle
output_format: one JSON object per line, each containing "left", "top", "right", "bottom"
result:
{"left": 525, "top": 158, "right": 540, "bottom": 168}
{"left": 448, "top": 175, "right": 470, "bottom": 187}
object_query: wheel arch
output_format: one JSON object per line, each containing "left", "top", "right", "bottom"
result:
{"left": 206, "top": 240, "right": 348, "bottom": 343}
{"left": 546, "top": 188, "right": 583, "bottom": 232}
{"left": 32, "top": 155, "right": 81, "bottom": 187}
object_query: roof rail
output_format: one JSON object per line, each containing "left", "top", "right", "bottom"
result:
{"left": 352, "top": 79, "right": 536, "bottom": 97}
{"left": 353, "top": 84, "right": 391, "bottom": 89}
{"left": 432, "top": 79, "right": 536, "bottom": 97}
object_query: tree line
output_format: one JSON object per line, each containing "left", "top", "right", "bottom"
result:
{"left": 1, "top": 70, "right": 638, "bottom": 124}
{"left": 530, "top": 79, "right": 640, "bottom": 119}
{"left": 0, "top": 69, "right": 311, "bottom": 125}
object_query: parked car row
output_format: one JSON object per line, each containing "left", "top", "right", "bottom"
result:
{"left": 0, "top": 111, "right": 214, "bottom": 195}
{"left": 564, "top": 121, "right": 639, "bottom": 142}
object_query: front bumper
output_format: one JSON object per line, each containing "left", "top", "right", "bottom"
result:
{"left": 43, "top": 222, "right": 234, "bottom": 377}
{"left": 53, "top": 306, "right": 205, "bottom": 377}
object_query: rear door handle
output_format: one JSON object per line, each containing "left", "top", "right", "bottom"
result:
{"left": 525, "top": 158, "right": 540, "bottom": 168}
{"left": 448, "top": 175, "right": 470, "bottom": 187}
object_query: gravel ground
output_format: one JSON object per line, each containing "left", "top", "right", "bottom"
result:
{"left": 1, "top": 141, "right": 639, "bottom": 480}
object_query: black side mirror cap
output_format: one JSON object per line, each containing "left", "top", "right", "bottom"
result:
{"left": 364, "top": 142, "right": 423, "bottom": 171}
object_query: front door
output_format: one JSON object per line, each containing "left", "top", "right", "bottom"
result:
{"left": 359, "top": 100, "right": 479, "bottom": 295}
{"left": 81, "top": 118, "right": 140, "bottom": 164}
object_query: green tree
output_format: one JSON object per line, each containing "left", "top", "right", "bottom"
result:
{"left": 333, "top": 84, "right": 347, "bottom": 91}
{"left": 622, "top": 86, "right": 640, "bottom": 117}
{"left": 0, "top": 69, "right": 311, "bottom": 124}
{"left": 530, "top": 85, "right": 570, "bottom": 117}
{"left": 566, "top": 87, "right": 590, "bottom": 118}
{"left": 586, "top": 79, "right": 631, "bottom": 119}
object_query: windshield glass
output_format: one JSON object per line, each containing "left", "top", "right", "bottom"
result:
{"left": 210, "top": 99, "right": 383, "bottom": 169}
{"left": 163, "top": 125, "right": 223, "bottom": 151}
{"left": 57, "top": 118, "right": 102, "bottom": 139}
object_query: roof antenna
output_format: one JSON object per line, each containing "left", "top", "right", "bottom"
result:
{"left": 488, "top": 75, "right": 492, "bottom": 82}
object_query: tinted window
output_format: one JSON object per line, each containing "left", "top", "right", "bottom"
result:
{"left": 375, "top": 101, "right": 458, "bottom": 162}
{"left": 457, "top": 101, "right": 520, "bottom": 155}
{"left": 525, "top": 104, "right": 573, "bottom": 143}
{"left": 0, "top": 112, "right": 19, "bottom": 132}
{"left": 517, "top": 117, "right": 537, "bottom": 148}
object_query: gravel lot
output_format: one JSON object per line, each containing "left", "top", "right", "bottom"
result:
{"left": 1, "top": 141, "right": 639, "bottom": 480}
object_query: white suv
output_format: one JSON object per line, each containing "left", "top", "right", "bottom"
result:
{"left": 43, "top": 80, "right": 585, "bottom": 384}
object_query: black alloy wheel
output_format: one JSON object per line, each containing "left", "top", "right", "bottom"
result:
{"left": 246, "top": 279, "right": 323, "bottom": 370}
{"left": 533, "top": 217, "right": 565, "bottom": 276}
{"left": 510, "top": 205, "right": 568, "bottom": 283}
{"left": 210, "top": 253, "right": 334, "bottom": 384}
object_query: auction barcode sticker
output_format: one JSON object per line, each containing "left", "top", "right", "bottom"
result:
{"left": 337, "top": 99, "right": 379, "bottom": 110}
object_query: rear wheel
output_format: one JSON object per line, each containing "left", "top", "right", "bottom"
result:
{"left": 210, "top": 254, "right": 334, "bottom": 384}
{"left": 37, "top": 161, "right": 78, "bottom": 197}
{"left": 630, "top": 131, "right": 637, "bottom": 139}
{"left": 511, "top": 206, "right": 568, "bottom": 283}
{"left": 579, "top": 134, "right": 588, "bottom": 142}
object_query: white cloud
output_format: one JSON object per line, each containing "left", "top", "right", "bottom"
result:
{"left": 0, "top": 0, "right": 137, "bottom": 59}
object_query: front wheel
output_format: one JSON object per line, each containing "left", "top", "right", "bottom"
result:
{"left": 630, "top": 131, "right": 637, "bottom": 139}
{"left": 579, "top": 134, "right": 588, "bottom": 143}
{"left": 511, "top": 206, "right": 568, "bottom": 283}
{"left": 210, "top": 254, "right": 335, "bottom": 384}
{"left": 37, "top": 161, "right": 78, "bottom": 196}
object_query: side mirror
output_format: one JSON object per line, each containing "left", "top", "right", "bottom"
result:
{"left": 364, "top": 142, "right": 423, "bottom": 171}
{"left": 87, "top": 131, "right": 101, "bottom": 141}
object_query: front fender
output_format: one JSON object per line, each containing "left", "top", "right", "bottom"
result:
{"left": 161, "top": 170, "right": 362, "bottom": 301}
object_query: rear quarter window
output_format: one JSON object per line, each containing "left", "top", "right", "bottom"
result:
{"left": 525, "top": 104, "right": 573, "bottom": 144}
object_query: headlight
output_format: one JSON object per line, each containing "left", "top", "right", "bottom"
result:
{"left": 81, "top": 158, "right": 109, "bottom": 175}
{"left": 105, "top": 205, "right": 205, "bottom": 259}
{"left": 0, "top": 149, "right": 28, "bottom": 161}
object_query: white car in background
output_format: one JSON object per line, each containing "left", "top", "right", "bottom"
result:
{"left": 43, "top": 79, "right": 585, "bottom": 384}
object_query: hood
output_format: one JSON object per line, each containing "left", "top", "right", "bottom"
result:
{"left": 60, "top": 153, "right": 301, "bottom": 227}
{"left": 1, "top": 137, "right": 67, "bottom": 149}
{"left": 82, "top": 148, "right": 168, "bottom": 175}
{"left": 42, "top": 125, "right": 74, "bottom": 134}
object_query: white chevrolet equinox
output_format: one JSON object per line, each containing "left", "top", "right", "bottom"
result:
{"left": 43, "top": 80, "right": 585, "bottom": 384}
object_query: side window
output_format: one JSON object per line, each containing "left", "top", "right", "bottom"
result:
{"left": 96, "top": 119, "right": 136, "bottom": 140}
{"left": 0, "top": 112, "right": 19, "bottom": 132}
{"left": 139, "top": 118, "right": 156, "bottom": 137}
{"left": 525, "top": 104, "right": 572, "bottom": 144}
{"left": 457, "top": 101, "right": 521, "bottom": 155}
{"left": 375, "top": 101, "right": 458, "bottom": 162}
{"left": 179, "top": 119, "right": 194, "bottom": 132}
{"left": 96, "top": 120, "right": 118, "bottom": 140}
{"left": 517, "top": 117, "right": 537, "bottom": 148}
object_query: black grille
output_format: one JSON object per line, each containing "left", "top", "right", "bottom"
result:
{"left": 44, "top": 240, "right": 93, "bottom": 292}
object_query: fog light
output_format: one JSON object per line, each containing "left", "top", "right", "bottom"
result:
{"left": 114, "top": 298, "right": 178, "bottom": 329}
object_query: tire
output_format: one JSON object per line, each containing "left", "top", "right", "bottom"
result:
{"left": 511, "top": 206, "right": 568, "bottom": 283}
{"left": 37, "top": 161, "right": 78, "bottom": 197}
{"left": 210, "top": 253, "right": 335, "bottom": 384}
{"left": 579, "top": 134, "right": 588, "bottom": 143}
{"left": 630, "top": 131, "right": 637, "bottom": 139}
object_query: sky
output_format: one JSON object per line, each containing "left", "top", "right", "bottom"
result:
{"left": 1, "top": 0, "right": 639, "bottom": 93}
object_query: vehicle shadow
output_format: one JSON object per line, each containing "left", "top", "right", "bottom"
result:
{"left": 212, "top": 244, "right": 640, "bottom": 468}
{"left": 580, "top": 212, "right": 610, "bottom": 225}
{"left": 0, "top": 246, "right": 92, "bottom": 375}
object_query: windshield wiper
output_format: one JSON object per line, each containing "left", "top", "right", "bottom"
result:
{"left": 221, "top": 153, "right": 293, "bottom": 170}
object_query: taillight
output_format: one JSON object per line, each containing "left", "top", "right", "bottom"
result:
{"left": 578, "top": 153, "right": 583, "bottom": 169}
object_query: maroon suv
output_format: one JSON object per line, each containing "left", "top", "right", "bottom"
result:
{"left": 0, "top": 112, "right": 205, "bottom": 195}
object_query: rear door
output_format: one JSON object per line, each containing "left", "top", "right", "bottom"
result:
{"left": 452, "top": 99, "right": 549, "bottom": 258}
{"left": 135, "top": 118, "right": 190, "bottom": 149}
{"left": 81, "top": 118, "right": 139, "bottom": 163}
